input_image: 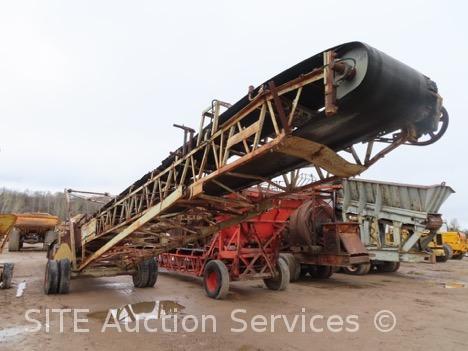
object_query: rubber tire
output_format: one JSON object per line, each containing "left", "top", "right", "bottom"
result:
{"left": 58, "top": 259, "right": 71, "bottom": 294}
{"left": 146, "top": 258, "right": 158, "bottom": 287}
{"left": 310, "top": 265, "right": 333, "bottom": 279}
{"left": 44, "top": 260, "right": 59, "bottom": 294}
{"left": 264, "top": 258, "right": 290, "bottom": 291}
{"left": 279, "top": 253, "right": 301, "bottom": 282}
{"left": 452, "top": 254, "right": 464, "bottom": 260}
{"left": 342, "top": 263, "right": 371, "bottom": 275}
{"left": 203, "top": 260, "right": 230, "bottom": 299}
{"left": 1, "top": 263, "right": 14, "bottom": 289}
{"left": 43, "top": 230, "right": 58, "bottom": 251}
{"left": 443, "top": 244, "right": 453, "bottom": 260}
{"left": 379, "top": 261, "right": 400, "bottom": 273}
{"left": 133, "top": 260, "right": 151, "bottom": 288}
{"left": 8, "top": 228, "right": 21, "bottom": 252}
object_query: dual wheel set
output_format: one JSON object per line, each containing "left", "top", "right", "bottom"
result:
{"left": 44, "top": 259, "right": 71, "bottom": 294}
{"left": 132, "top": 258, "right": 158, "bottom": 288}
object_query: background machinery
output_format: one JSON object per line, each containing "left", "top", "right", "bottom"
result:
{"left": 46, "top": 41, "right": 448, "bottom": 298}
{"left": 430, "top": 226, "right": 467, "bottom": 261}
{"left": 8, "top": 213, "right": 59, "bottom": 252}
{"left": 338, "top": 178, "right": 454, "bottom": 274}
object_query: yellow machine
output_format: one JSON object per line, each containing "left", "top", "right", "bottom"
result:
{"left": 431, "top": 231, "right": 467, "bottom": 261}
{"left": 8, "top": 213, "right": 59, "bottom": 251}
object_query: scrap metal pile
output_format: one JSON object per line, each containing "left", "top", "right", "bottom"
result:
{"left": 45, "top": 41, "right": 448, "bottom": 297}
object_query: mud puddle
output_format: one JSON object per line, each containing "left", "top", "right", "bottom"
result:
{"left": 0, "top": 325, "right": 29, "bottom": 343}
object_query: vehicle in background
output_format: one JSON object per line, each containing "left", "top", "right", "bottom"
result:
{"left": 8, "top": 213, "right": 59, "bottom": 251}
{"left": 429, "top": 227, "right": 467, "bottom": 261}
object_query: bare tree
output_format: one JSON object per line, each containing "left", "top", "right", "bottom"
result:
{"left": 0, "top": 188, "right": 103, "bottom": 219}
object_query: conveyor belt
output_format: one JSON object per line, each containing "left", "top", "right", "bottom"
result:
{"left": 102, "top": 41, "right": 440, "bottom": 210}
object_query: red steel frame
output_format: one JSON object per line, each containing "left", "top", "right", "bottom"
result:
{"left": 159, "top": 185, "right": 368, "bottom": 283}
{"left": 159, "top": 193, "right": 305, "bottom": 281}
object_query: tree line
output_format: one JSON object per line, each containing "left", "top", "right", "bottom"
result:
{"left": 1, "top": 188, "right": 465, "bottom": 232}
{"left": 0, "top": 188, "right": 103, "bottom": 220}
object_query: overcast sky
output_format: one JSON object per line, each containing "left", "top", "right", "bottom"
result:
{"left": 0, "top": 1, "right": 466, "bottom": 226}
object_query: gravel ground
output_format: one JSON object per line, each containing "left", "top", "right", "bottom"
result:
{"left": 1, "top": 247, "right": 467, "bottom": 351}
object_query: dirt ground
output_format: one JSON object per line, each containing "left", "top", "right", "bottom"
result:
{"left": 1, "top": 246, "right": 467, "bottom": 351}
